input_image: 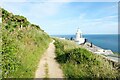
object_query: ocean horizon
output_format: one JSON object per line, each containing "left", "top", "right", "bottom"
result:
{"left": 51, "top": 34, "right": 119, "bottom": 53}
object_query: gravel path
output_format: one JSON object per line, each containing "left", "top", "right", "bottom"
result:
{"left": 35, "top": 40, "right": 64, "bottom": 78}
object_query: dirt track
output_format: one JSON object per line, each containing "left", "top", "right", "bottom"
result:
{"left": 35, "top": 40, "right": 64, "bottom": 78}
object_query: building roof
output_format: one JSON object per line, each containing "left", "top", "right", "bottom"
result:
{"left": 77, "top": 28, "right": 82, "bottom": 33}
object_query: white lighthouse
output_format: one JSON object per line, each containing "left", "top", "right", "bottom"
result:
{"left": 75, "top": 28, "right": 85, "bottom": 44}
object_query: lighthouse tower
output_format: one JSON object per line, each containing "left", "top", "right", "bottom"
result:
{"left": 75, "top": 28, "right": 85, "bottom": 44}
{"left": 76, "top": 28, "right": 82, "bottom": 41}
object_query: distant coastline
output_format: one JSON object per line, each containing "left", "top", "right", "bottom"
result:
{"left": 51, "top": 34, "right": 119, "bottom": 53}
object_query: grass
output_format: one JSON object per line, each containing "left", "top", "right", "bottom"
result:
{"left": 0, "top": 21, "right": 2, "bottom": 79}
{"left": 2, "top": 8, "right": 52, "bottom": 78}
{"left": 44, "top": 63, "right": 48, "bottom": 78}
{"left": 54, "top": 38, "right": 119, "bottom": 79}
{"left": 113, "top": 52, "right": 120, "bottom": 56}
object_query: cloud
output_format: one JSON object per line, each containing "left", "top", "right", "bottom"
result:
{"left": 29, "top": 2, "right": 63, "bottom": 16}
{"left": 78, "top": 15, "right": 118, "bottom": 34}
{"left": 79, "top": 13, "right": 86, "bottom": 20}
{"left": 1, "top": 0, "right": 27, "bottom": 2}
{"left": 1, "top": 2, "right": 118, "bottom": 34}
{"left": 2, "top": 2, "right": 66, "bottom": 24}
{"left": 25, "top": 2, "right": 66, "bottom": 24}
{"left": 47, "top": 13, "right": 118, "bottom": 34}
{"left": 1, "top": 0, "right": 120, "bottom": 2}
{"left": 1, "top": 0, "right": 72, "bottom": 2}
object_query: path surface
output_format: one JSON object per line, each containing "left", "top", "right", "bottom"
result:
{"left": 35, "top": 40, "right": 64, "bottom": 78}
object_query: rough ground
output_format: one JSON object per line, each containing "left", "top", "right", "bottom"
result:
{"left": 35, "top": 40, "right": 64, "bottom": 78}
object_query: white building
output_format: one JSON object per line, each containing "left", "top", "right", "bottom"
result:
{"left": 75, "top": 28, "right": 85, "bottom": 44}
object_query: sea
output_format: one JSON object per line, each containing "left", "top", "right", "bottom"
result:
{"left": 51, "top": 34, "right": 119, "bottom": 53}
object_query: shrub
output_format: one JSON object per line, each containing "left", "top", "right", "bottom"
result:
{"left": 54, "top": 38, "right": 119, "bottom": 79}
{"left": 2, "top": 8, "right": 51, "bottom": 78}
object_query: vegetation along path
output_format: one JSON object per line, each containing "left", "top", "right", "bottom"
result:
{"left": 35, "top": 40, "right": 64, "bottom": 78}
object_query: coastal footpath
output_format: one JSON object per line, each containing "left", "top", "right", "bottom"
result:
{"left": 2, "top": 8, "right": 120, "bottom": 79}
{"left": 35, "top": 40, "right": 63, "bottom": 78}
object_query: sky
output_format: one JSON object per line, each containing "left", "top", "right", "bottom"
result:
{"left": 1, "top": 0, "right": 119, "bottom": 35}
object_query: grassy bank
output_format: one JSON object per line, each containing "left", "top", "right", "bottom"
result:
{"left": 2, "top": 8, "right": 51, "bottom": 78}
{"left": 54, "top": 38, "right": 119, "bottom": 79}
{"left": 114, "top": 52, "right": 120, "bottom": 56}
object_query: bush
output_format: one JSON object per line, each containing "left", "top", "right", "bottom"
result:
{"left": 54, "top": 38, "right": 119, "bottom": 79}
{"left": 2, "top": 8, "right": 51, "bottom": 78}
